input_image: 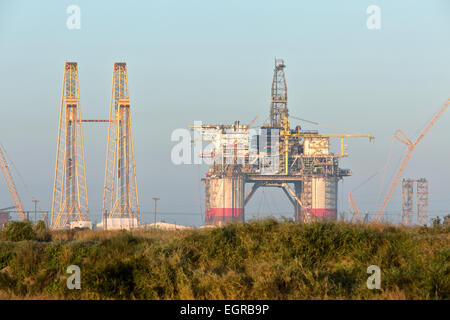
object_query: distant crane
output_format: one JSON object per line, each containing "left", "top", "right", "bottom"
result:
{"left": 348, "top": 168, "right": 386, "bottom": 223}
{"left": 0, "top": 143, "right": 26, "bottom": 221}
{"left": 348, "top": 192, "right": 362, "bottom": 223}
{"left": 375, "top": 98, "right": 450, "bottom": 223}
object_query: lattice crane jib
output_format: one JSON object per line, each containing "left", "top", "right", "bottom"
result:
{"left": 375, "top": 98, "right": 450, "bottom": 223}
{"left": 0, "top": 145, "right": 26, "bottom": 221}
{"left": 270, "top": 59, "right": 288, "bottom": 127}
{"left": 102, "top": 63, "right": 140, "bottom": 223}
{"left": 51, "top": 62, "right": 89, "bottom": 229}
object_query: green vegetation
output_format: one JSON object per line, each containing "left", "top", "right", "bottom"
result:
{"left": 0, "top": 219, "right": 448, "bottom": 299}
{"left": 1, "top": 221, "right": 35, "bottom": 242}
{"left": 0, "top": 221, "right": 52, "bottom": 242}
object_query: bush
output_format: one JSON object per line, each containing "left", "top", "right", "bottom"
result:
{"left": 33, "top": 221, "right": 52, "bottom": 242}
{"left": 1, "top": 221, "right": 35, "bottom": 241}
{"left": 85, "top": 259, "right": 136, "bottom": 299}
{"left": 0, "top": 220, "right": 448, "bottom": 299}
{"left": 431, "top": 217, "right": 441, "bottom": 227}
{"left": 443, "top": 215, "right": 450, "bottom": 228}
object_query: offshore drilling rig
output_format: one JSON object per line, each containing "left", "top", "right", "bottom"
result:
{"left": 192, "top": 59, "right": 374, "bottom": 225}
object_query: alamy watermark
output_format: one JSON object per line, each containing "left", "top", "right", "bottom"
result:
{"left": 66, "top": 5, "right": 81, "bottom": 30}
{"left": 171, "top": 122, "right": 281, "bottom": 174}
{"left": 66, "top": 265, "right": 81, "bottom": 289}
{"left": 366, "top": 265, "right": 381, "bottom": 289}
{"left": 366, "top": 5, "right": 381, "bottom": 30}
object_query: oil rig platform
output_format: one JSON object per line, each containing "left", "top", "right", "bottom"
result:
{"left": 192, "top": 59, "right": 374, "bottom": 225}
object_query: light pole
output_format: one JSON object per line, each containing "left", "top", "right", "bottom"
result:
{"left": 152, "top": 197, "right": 160, "bottom": 225}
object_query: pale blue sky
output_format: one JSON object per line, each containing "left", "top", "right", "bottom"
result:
{"left": 0, "top": 0, "right": 449, "bottom": 225}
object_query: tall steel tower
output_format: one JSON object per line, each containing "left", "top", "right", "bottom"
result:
{"left": 270, "top": 59, "right": 288, "bottom": 127}
{"left": 102, "top": 63, "right": 140, "bottom": 225}
{"left": 401, "top": 179, "right": 414, "bottom": 225}
{"left": 401, "top": 178, "right": 429, "bottom": 226}
{"left": 416, "top": 178, "right": 429, "bottom": 225}
{"left": 51, "top": 62, "right": 90, "bottom": 229}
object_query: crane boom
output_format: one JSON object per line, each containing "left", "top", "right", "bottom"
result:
{"left": 348, "top": 192, "right": 362, "bottom": 222}
{"left": 247, "top": 116, "right": 258, "bottom": 131}
{"left": 0, "top": 145, "right": 26, "bottom": 221}
{"left": 375, "top": 98, "right": 450, "bottom": 223}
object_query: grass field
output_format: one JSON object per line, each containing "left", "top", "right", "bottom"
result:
{"left": 0, "top": 219, "right": 448, "bottom": 299}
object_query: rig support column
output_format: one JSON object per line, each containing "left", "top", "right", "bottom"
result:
{"left": 294, "top": 182, "right": 302, "bottom": 221}
{"left": 204, "top": 174, "right": 244, "bottom": 225}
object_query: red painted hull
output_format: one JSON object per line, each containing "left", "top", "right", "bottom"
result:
{"left": 205, "top": 208, "right": 244, "bottom": 225}
{"left": 311, "top": 208, "right": 337, "bottom": 219}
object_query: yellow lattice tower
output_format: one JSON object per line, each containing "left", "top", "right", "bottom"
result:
{"left": 102, "top": 63, "right": 140, "bottom": 224}
{"left": 51, "top": 62, "right": 89, "bottom": 229}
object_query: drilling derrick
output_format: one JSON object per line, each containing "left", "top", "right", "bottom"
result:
{"left": 102, "top": 63, "right": 140, "bottom": 228}
{"left": 270, "top": 59, "right": 288, "bottom": 127}
{"left": 51, "top": 62, "right": 90, "bottom": 229}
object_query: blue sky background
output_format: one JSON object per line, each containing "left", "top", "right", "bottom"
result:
{"left": 0, "top": 0, "right": 449, "bottom": 226}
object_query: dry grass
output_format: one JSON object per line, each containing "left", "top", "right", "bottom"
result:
{"left": 50, "top": 228, "right": 199, "bottom": 242}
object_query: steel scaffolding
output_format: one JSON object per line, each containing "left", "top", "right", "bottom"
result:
{"left": 401, "top": 179, "right": 414, "bottom": 225}
{"left": 401, "top": 178, "right": 429, "bottom": 226}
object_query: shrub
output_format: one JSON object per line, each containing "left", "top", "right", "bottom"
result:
{"left": 1, "top": 221, "right": 35, "bottom": 241}
{"left": 443, "top": 215, "right": 450, "bottom": 228}
{"left": 0, "top": 220, "right": 448, "bottom": 299}
{"left": 431, "top": 217, "right": 441, "bottom": 227}
{"left": 33, "top": 221, "right": 52, "bottom": 242}
{"left": 85, "top": 259, "right": 136, "bottom": 299}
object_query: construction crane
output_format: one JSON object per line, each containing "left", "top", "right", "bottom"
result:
{"left": 375, "top": 98, "right": 450, "bottom": 223}
{"left": 347, "top": 168, "right": 386, "bottom": 223}
{"left": 0, "top": 144, "right": 26, "bottom": 221}
{"left": 348, "top": 192, "right": 362, "bottom": 223}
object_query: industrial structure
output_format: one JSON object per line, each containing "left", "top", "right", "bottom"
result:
{"left": 51, "top": 62, "right": 90, "bottom": 230}
{"left": 102, "top": 63, "right": 140, "bottom": 228}
{"left": 16, "top": 60, "right": 446, "bottom": 229}
{"left": 0, "top": 143, "right": 26, "bottom": 222}
{"left": 1, "top": 60, "right": 445, "bottom": 229}
{"left": 51, "top": 62, "right": 139, "bottom": 230}
{"left": 192, "top": 59, "right": 374, "bottom": 225}
{"left": 0, "top": 142, "right": 49, "bottom": 228}
{"left": 401, "top": 178, "right": 429, "bottom": 226}
{"left": 374, "top": 98, "right": 450, "bottom": 223}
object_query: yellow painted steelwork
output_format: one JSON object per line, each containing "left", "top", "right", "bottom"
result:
{"left": 51, "top": 62, "right": 89, "bottom": 229}
{"left": 282, "top": 113, "right": 290, "bottom": 174}
{"left": 102, "top": 63, "right": 140, "bottom": 224}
